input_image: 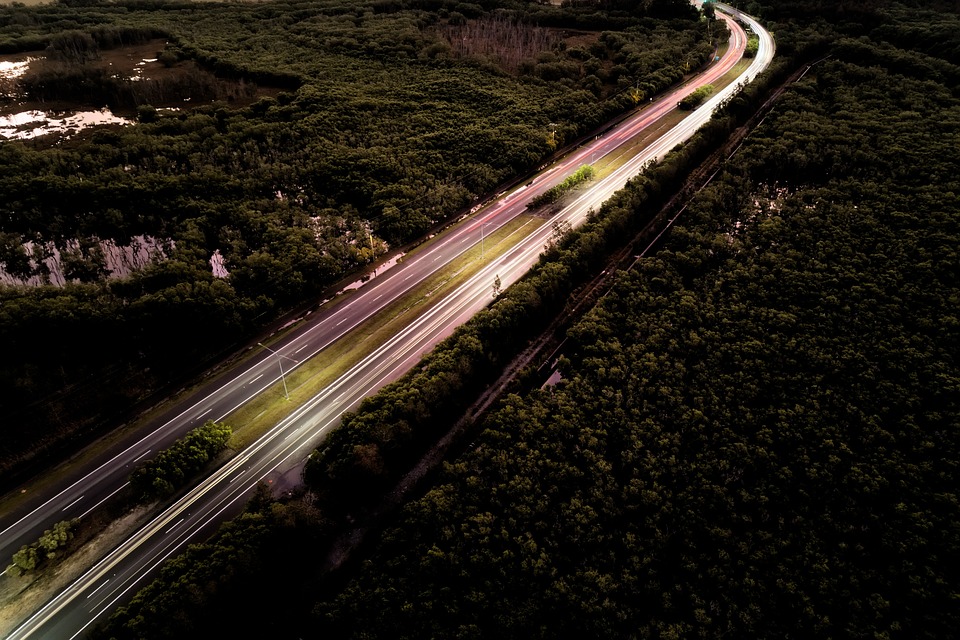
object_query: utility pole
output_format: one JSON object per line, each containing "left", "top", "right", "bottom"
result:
{"left": 481, "top": 222, "right": 494, "bottom": 260}
{"left": 258, "top": 342, "right": 299, "bottom": 400}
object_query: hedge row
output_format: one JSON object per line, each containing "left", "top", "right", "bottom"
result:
{"left": 130, "top": 421, "right": 232, "bottom": 501}
{"left": 7, "top": 519, "right": 78, "bottom": 576}
{"left": 527, "top": 164, "right": 596, "bottom": 209}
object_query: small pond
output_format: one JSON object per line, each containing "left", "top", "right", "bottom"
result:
{"left": 1, "top": 39, "right": 274, "bottom": 141}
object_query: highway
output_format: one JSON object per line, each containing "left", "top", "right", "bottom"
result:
{"left": 2, "top": 7, "right": 773, "bottom": 638}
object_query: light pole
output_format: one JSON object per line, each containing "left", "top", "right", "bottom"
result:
{"left": 258, "top": 342, "right": 299, "bottom": 400}
{"left": 481, "top": 222, "right": 495, "bottom": 260}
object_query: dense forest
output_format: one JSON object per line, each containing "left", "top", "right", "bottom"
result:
{"left": 0, "top": 0, "right": 716, "bottom": 480}
{"left": 90, "top": 0, "right": 960, "bottom": 639}
{"left": 308, "top": 2, "right": 960, "bottom": 638}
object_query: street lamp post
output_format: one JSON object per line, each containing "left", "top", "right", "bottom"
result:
{"left": 258, "top": 342, "right": 299, "bottom": 400}
{"left": 481, "top": 222, "right": 495, "bottom": 260}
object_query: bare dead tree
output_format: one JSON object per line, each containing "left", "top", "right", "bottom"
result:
{"left": 439, "top": 15, "right": 559, "bottom": 73}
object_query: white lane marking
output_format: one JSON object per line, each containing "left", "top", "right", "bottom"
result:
{"left": 165, "top": 519, "right": 184, "bottom": 535}
{"left": 295, "top": 344, "right": 309, "bottom": 354}
{"left": 62, "top": 496, "right": 84, "bottom": 513}
{"left": 79, "top": 482, "right": 130, "bottom": 520}
{"left": 336, "top": 318, "right": 347, "bottom": 326}
{"left": 250, "top": 373, "right": 263, "bottom": 383}
{"left": 132, "top": 449, "right": 152, "bottom": 463}
{"left": 374, "top": 294, "right": 383, "bottom": 301}
{"left": 86, "top": 579, "right": 110, "bottom": 599}
{"left": 197, "top": 408, "right": 212, "bottom": 419}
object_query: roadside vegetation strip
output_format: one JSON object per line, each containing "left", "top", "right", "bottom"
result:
{"left": 526, "top": 165, "right": 596, "bottom": 209}
{"left": 679, "top": 83, "right": 715, "bottom": 109}
{"left": 6, "top": 519, "right": 78, "bottom": 577}
{"left": 129, "top": 421, "right": 232, "bottom": 502}
{"left": 572, "top": 58, "right": 753, "bottom": 186}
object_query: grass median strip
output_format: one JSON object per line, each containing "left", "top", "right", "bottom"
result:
{"left": 225, "top": 213, "right": 538, "bottom": 450}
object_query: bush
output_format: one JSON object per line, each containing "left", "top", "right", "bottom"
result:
{"left": 8, "top": 519, "right": 78, "bottom": 576}
{"left": 678, "top": 83, "right": 713, "bottom": 110}
{"left": 129, "top": 421, "right": 232, "bottom": 501}
{"left": 527, "top": 164, "right": 596, "bottom": 209}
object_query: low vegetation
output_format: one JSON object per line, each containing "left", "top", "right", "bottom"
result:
{"left": 129, "top": 421, "right": 232, "bottom": 501}
{"left": 7, "top": 519, "right": 78, "bottom": 577}
{"left": 526, "top": 164, "right": 595, "bottom": 209}
{"left": 678, "top": 83, "right": 713, "bottom": 109}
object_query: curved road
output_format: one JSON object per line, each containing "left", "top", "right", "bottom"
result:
{"left": 4, "top": 7, "right": 773, "bottom": 638}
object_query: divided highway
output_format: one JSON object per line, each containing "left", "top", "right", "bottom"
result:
{"left": 3, "top": 7, "right": 773, "bottom": 638}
